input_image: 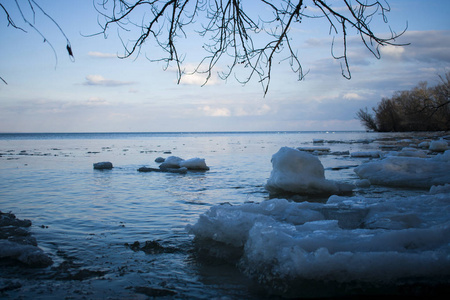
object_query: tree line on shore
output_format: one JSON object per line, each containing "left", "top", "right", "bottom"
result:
{"left": 357, "top": 73, "right": 450, "bottom": 132}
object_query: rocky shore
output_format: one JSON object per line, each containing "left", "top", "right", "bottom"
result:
{"left": 0, "top": 211, "right": 53, "bottom": 268}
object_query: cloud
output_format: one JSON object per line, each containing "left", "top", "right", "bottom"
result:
{"left": 83, "top": 75, "right": 134, "bottom": 86}
{"left": 201, "top": 105, "right": 231, "bottom": 117}
{"left": 380, "top": 45, "right": 406, "bottom": 59}
{"left": 86, "top": 97, "right": 109, "bottom": 106}
{"left": 343, "top": 92, "right": 363, "bottom": 100}
{"left": 88, "top": 51, "right": 117, "bottom": 58}
{"left": 393, "top": 30, "right": 450, "bottom": 63}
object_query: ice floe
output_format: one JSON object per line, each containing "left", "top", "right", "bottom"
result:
{"left": 188, "top": 193, "right": 450, "bottom": 287}
{"left": 429, "top": 139, "right": 449, "bottom": 152}
{"left": 354, "top": 150, "right": 450, "bottom": 188}
{"left": 139, "top": 155, "right": 210, "bottom": 173}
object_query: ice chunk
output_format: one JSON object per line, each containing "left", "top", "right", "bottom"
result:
{"left": 159, "top": 156, "right": 184, "bottom": 168}
{"left": 354, "top": 156, "right": 450, "bottom": 188}
{"left": 180, "top": 158, "right": 210, "bottom": 170}
{"left": 188, "top": 192, "right": 450, "bottom": 286}
{"left": 350, "top": 151, "right": 381, "bottom": 158}
{"left": 433, "top": 150, "right": 450, "bottom": 162}
{"left": 388, "top": 147, "right": 428, "bottom": 158}
{"left": 266, "top": 147, "right": 354, "bottom": 196}
{"left": 429, "top": 139, "right": 449, "bottom": 152}
{"left": 297, "top": 146, "right": 330, "bottom": 154}
{"left": 429, "top": 184, "right": 450, "bottom": 195}
{"left": 354, "top": 179, "right": 371, "bottom": 187}
{"left": 418, "top": 141, "right": 430, "bottom": 149}
{"left": 158, "top": 156, "right": 209, "bottom": 171}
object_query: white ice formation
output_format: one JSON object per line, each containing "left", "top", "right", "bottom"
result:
{"left": 354, "top": 150, "right": 450, "bottom": 188}
{"left": 188, "top": 192, "right": 450, "bottom": 285}
{"left": 159, "top": 156, "right": 210, "bottom": 170}
{"left": 265, "top": 147, "right": 354, "bottom": 196}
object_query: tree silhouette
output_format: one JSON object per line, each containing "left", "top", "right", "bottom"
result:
{"left": 357, "top": 73, "right": 450, "bottom": 132}
{"left": 2, "top": 0, "right": 407, "bottom": 94}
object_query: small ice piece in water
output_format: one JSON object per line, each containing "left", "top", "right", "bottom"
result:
{"left": 392, "top": 147, "right": 428, "bottom": 158}
{"left": 266, "top": 147, "right": 354, "bottom": 196}
{"left": 433, "top": 150, "right": 450, "bottom": 162}
{"left": 93, "top": 161, "right": 113, "bottom": 170}
{"left": 429, "top": 139, "right": 449, "bottom": 152}
{"left": 429, "top": 184, "right": 450, "bottom": 194}
{"left": 179, "top": 158, "right": 210, "bottom": 170}
{"left": 418, "top": 141, "right": 430, "bottom": 149}
{"left": 158, "top": 155, "right": 210, "bottom": 171}
{"left": 297, "top": 146, "right": 330, "bottom": 153}
{"left": 159, "top": 156, "right": 184, "bottom": 169}
{"left": 350, "top": 151, "right": 381, "bottom": 158}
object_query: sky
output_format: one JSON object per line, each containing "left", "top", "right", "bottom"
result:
{"left": 0, "top": 0, "right": 449, "bottom": 133}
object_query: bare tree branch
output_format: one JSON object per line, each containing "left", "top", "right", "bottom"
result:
{"left": 2, "top": 0, "right": 408, "bottom": 92}
{"left": 89, "top": 0, "right": 407, "bottom": 95}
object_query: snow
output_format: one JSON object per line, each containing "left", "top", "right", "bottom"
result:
{"left": 354, "top": 151, "right": 450, "bottom": 188}
{"left": 265, "top": 147, "right": 354, "bottom": 196}
{"left": 188, "top": 193, "right": 450, "bottom": 285}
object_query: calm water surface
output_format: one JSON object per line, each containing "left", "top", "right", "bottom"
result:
{"left": 0, "top": 131, "right": 440, "bottom": 299}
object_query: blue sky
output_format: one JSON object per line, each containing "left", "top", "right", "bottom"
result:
{"left": 0, "top": 0, "right": 449, "bottom": 132}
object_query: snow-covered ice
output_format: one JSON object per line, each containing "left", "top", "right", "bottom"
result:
{"left": 180, "top": 158, "right": 210, "bottom": 170}
{"left": 429, "top": 139, "right": 449, "bottom": 152}
{"left": 354, "top": 150, "right": 450, "bottom": 188}
{"left": 265, "top": 147, "right": 354, "bottom": 196}
{"left": 188, "top": 193, "right": 450, "bottom": 286}
{"left": 158, "top": 156, "right": 210, "bottom": 170}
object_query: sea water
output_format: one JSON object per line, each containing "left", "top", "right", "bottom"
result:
{"left": 0, "top": 131, "right": 448, "bottom": 299}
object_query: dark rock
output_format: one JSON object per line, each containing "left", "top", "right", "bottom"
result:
{"left": 125, "top": 240, "right": 178, "bottom": 254}
{"left": 154, "top": 157, "right": 165, "bottom": 163}
{"left": 93, "top": 161, "right": 113, "bottom": 170}
{"left": 0, "top": 211, "right": 53, "bottom": 268}
{"left": 138, "top": 166, "right": 187, "bottom": 174}
{"left": 0, "top": 211, "right": 32, "bottom": 227}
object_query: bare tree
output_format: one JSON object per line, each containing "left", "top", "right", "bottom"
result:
{"left": 2, "top": 0, "right": 407, "bottom": 93}
{"left": 91, "top": 0, "right": 407, "bottom": 94}
{"left": 356, "top": 107, "right": 377, "bottom": 131}
{"left": 357, "top": 73, "right": 450, "bottom": 131}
